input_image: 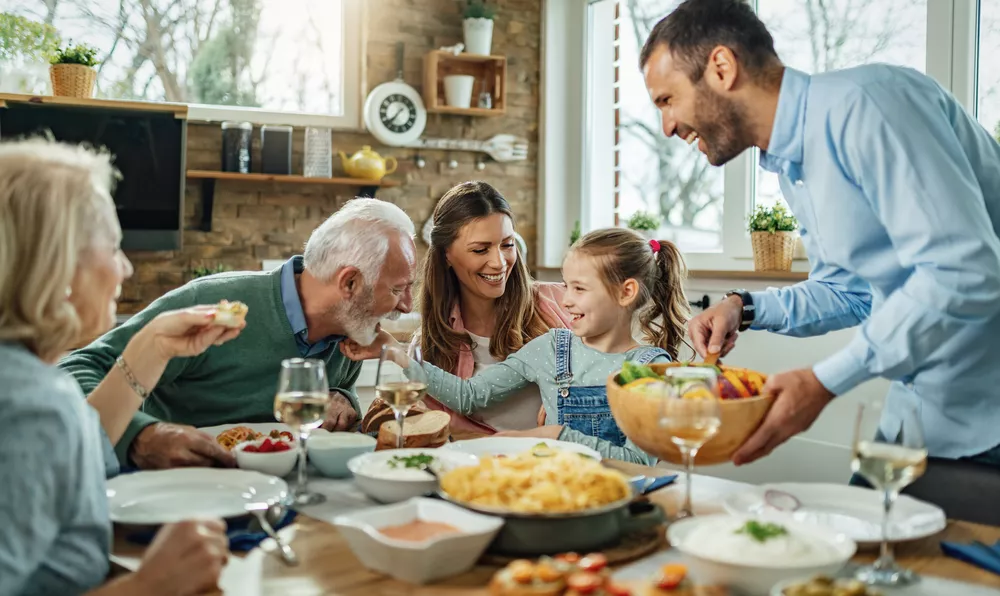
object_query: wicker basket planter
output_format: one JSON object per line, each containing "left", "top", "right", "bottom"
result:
{"left": 751, "top": 230, "right": 796, "bottom": 272}
{"left": 49, "top": 63, "right": 96, "bottom": 98}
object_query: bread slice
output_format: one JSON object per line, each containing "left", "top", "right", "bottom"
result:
{"left": 376, "top": 410, "right": 450, "bottom": 450}
{"left": 361, "top": 397, "right": 428, "bottom": 434}
{"left": 213, "top": 299, "right": 248, "bottom": 327}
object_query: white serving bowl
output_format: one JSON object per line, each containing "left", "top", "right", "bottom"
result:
{"left": 308, "top": 430, "right": 376, "bottom": 478}
{"left": 347, "top": 448, "right": 479, "bottom": 503}
{"left": 233, "top": 438, "right": 298, "bottom": 478}
{"left": 333, "top": 497, "right": 504, "bottom": 584}
{"left": 667, "top": 513, "right": 857, "bottom": 596}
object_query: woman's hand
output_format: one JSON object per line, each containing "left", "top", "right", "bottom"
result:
{"left": 130, "top": 519, "right": 229, "bottom": 596}
{"left": 494, "top": 425, "right": 564, "bottom": 440}
{"left": 339, "top": 328, "right": 401, "bottom": 361}
{"left": 134, "top": 305, "right": 245, "bottom": 362}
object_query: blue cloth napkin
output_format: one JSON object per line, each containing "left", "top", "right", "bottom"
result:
{"left": 940, "top": 539, "right": 1000, "bottom": 576}
{"left": 631, "top": 474, "right": 678, "bottom": 496}
{"left": 125, "top": 509, "right": 298, "bottom": 553}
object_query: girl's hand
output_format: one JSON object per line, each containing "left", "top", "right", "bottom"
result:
{"left": 339, "top": 327, "right": 401, "bottom": 361}
{"left": 495, "top": 425, "right": 564, "bottom": 440}
{"left": 135, "top": 305, "right": 245, "bottom": 361}
{"left": 536, "top": 404, "right": 547, "bottom": 426}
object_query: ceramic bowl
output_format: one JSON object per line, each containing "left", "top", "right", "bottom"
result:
{"left": 333, "top": 497, "right": 504, "bottom": 584}
{"left": 307, "top": 430, "right": 377, "bottom": 478}
{"left": 347, "top": 448, "right": 478, "bottom": 503}
{"left": 233, "top": 438, "right": 298, "bottom": 478}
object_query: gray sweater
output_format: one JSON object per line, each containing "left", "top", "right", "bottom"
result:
{"left": 0, "top": 342, "right": 115, "bottom": 595}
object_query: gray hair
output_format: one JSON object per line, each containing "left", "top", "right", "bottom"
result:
{"left": 303, "top": 198, "right": 415, "bottom": 284}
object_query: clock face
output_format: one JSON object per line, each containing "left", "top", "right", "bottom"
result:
{"left": 379, "top": 94, "right": 417, "bottom": 133}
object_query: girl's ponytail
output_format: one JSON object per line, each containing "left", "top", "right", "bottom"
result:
{"left": 638, "top": 238, "right": 689, "bottom": 360}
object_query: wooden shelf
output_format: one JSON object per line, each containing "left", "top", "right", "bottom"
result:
{"left": 0, "top": 93, "right": 188, "bottom": 117}
{"left": 185, "top": 170, "right": 400, "bottom": 232}
{"left": 423, "top": 50, "right": 506, "bottom": 116}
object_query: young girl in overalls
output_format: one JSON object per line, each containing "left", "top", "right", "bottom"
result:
{"left": 345, "top": 228, "right": 689, "bottom": 464}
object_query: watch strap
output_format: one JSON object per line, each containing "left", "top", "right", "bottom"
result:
{"left": 726, "top": 289, "right": 755, "bottom": 332}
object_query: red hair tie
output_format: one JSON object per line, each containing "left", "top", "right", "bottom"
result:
{"left": 649, "top": 239, "right": 661, "bottom": 254}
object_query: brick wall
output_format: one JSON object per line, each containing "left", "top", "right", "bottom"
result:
{"left": 121, "top": 0, "right": 542, "bottom": 313}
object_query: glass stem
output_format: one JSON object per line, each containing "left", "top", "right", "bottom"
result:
{"left": 876, "top": 489, "right": 896, "bottom": 568}
{"left": 395, "top": 409, "right": 406, "bottom": 449}
{"left": 683, "top": 446, "right": 696, "bottom": 515}
{"left": 296, "top": 429, "right": 310, "bottom": 495}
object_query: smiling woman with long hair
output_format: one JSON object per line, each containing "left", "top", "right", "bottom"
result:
{"left": 413, "top": 181, "right": 571, "bottom": 433}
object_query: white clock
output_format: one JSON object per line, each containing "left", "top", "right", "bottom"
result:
{"left": 363, "top": 79, "right": 427, "bottom": 147}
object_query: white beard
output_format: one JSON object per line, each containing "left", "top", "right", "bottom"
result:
{"left": 335, "top": 286, "right": 381, "bottom": 345}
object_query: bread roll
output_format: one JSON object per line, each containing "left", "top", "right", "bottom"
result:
{"left": 376, "top": 410, "right": 450, "bottom": 450}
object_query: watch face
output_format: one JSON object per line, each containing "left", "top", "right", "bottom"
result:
{"left": 378, "top": 94, "right": 417, "bottom": 133}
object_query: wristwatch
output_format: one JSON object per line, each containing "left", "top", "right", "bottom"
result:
{"left": 725, "top": 289, "right": 755, "bottom": 332}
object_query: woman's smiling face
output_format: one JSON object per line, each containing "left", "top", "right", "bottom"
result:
{"left": 445, "top": 213, "right": 518, "bottom": 301}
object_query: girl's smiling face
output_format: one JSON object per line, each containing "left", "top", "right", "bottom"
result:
{"left": 560, "top": 251, "right": 624, "bottom": 339}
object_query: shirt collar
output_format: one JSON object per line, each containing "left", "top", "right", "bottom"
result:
{"left": 759, "top": 67, "right": 810, "bottom": 177}
{"left": 279, "top": 255, "right": 345, "bottom": 345}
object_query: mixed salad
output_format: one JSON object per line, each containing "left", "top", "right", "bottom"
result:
{"left": 618, "top": 360, "right": 766, "bottom": 399}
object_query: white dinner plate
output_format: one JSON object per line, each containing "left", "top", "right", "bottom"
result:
{"left": 198, "top": 422, "right": 297, "bottom": 444}
{"left": 107, "top": 468, "right": 288, "bottom": 525}
{"left": 723, "top": 482, "right": 947, "bottom": 547}
{"left": 441, "top": 437, "right": 602, "bottom": 461}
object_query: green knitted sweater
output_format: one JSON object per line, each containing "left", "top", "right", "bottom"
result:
{"left": 58, "top": 268, "right": 362, "bottom": 466}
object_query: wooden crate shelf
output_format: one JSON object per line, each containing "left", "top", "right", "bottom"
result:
{"left": 423, "top": 50, "right": 506, "bottom": 116}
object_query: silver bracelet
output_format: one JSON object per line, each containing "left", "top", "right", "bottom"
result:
{"left": 115, "top": 355, "right": 150, "bottom": 399}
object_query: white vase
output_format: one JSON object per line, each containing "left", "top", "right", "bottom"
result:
{"left": 443, "top": 75, "right": 475, "bottom": 108}
{"left": 463, "top": 18, "right": 494, "bottom": 55}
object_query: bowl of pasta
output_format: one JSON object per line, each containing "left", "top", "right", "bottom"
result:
{"left": 437, "top": 445, "right": 664, "bottom": 556}
{"left": 607, "top": 361, "right": 775, "bottom": 466}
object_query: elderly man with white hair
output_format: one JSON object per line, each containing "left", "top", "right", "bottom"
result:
{"left": 60, "top": 198, "right": 417, "bottom": 472}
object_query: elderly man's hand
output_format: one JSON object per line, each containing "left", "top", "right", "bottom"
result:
{"left": 321, "top": 391, "right": 359, "bottom": 431}
{"left": 131, "top": 423, "right": 237, "bottom": 469}
{"left": 731, "top": 368, "right": 834, "bottom": 466}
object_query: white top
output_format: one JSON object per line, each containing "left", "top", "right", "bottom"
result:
{"left": 466, "top": 331, "right": 544, "bottom": 431}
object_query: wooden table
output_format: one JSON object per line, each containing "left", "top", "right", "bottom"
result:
{"left": 111, "top": 460, "right": 1000, "bottom": 594}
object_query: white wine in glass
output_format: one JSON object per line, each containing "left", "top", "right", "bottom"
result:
{"left": 273, "top": 358, "right": 330, "bottom": 506}
{"left": 659, "top": 367, "right": 721, "bottom": 520}
{"left": 851, "top": 402, "right": 927, "bottom": 586}
{"left": 375, "top": 344, "right": 427, "bottom": 449}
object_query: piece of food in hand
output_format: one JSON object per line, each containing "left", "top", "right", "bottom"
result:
{"left": 375, "top": 410, "right": 450, "bottom": 450}
{"left": 489, "top": 558, "right": 567, "bottom": 596}
{"left": 213, "top": 299, "right": 248, "bottom": 327}
{"left": 361, "top": 396, "right": 429, "bottom": 434}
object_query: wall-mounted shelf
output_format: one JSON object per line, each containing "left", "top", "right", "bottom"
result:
{"left": 423, "top": 50, "right": 506, "bottom": 116}
{"left": 0, "top": 92, "right": 188, "bottom": 118}
{"left": 186, "top": 170, "right": 400, "bottom": 232}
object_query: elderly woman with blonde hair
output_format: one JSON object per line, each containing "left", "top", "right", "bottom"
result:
{"left": 0, "top": 138, "right": 244, "bottom": 596}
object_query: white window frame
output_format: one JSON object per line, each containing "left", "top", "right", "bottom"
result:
{"left": 541, "top": 0, "right": 982, "bottom": 272}
{"left": 187, "top": 0, "right": 366, "bottom": 130}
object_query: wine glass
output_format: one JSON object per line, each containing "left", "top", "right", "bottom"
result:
{"left": 658, "top": 367, "right": 722, "bottom": 520}
{"left": 375, "top": 343, "right": 428, "bottom": 449}
{"left": 273, "top": 358, "right": 331, "bottom": 506}
{"left": 851, "top": 401, "right": 927, "bottom": 586}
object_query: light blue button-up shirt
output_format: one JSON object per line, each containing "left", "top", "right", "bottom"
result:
{"left": 279, "top": 256, "right": 345, "bottom": 358}
{"left": 751, "top": 65, "right": 1000, "bottom": 459}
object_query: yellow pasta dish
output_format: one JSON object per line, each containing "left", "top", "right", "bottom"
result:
{"left": 439, "top": 445, "right": 631, "bottom": 514}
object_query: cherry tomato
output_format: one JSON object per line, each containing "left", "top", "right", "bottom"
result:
{"left": 566, "top": 572, "right": 603, "bottom": 594}
{"left": 556, "top": 552, "right": 581, "bottom": 564}
{"left": 605, "top": 582, "right": 633, "bottom": 596}
{"left": 578, "top": 553, "right": 608, "bottom": 573}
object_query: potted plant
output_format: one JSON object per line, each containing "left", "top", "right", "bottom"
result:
{"left": 747, "top": 203, "right": 798, "bottom": 271}
{"left": 49, "top": 42, "right": 99, "bottom": 98}
{"left": 626, "top": 210, "right": 660, "bottom": 240}
{"left": 462, "top": 0, "right": 495, "bottom": 55}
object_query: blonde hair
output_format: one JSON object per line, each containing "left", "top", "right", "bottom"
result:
{"left": 0, "top": 137, "right": 120, "bottom": 361}
{"left": 570, "top": 228, "right": 690, "bottom": 360}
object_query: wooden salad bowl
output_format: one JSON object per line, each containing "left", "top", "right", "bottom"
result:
{"left": 606, "top": 362, "right": 775, "bottom": 466}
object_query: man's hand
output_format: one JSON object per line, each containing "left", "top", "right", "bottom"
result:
{"left": 321, "top": 391, "right": 359, "bottom": 431}
{"left": 130, "top": 423, "right": 237, "bottom": 469}
{"left": 688, "top": 294, "right": 743, "bottom": 359}
{"left": 731, "top": 368, "right": 835, "bottom": 466}
{"left": 494, "top": 425, "right": 564, "bottom": 440}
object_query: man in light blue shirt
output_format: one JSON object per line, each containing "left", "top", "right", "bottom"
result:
{"left": 642, "top": 0, "right": 1000, "bottom": 466}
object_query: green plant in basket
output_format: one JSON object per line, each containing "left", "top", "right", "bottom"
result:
{"left": 50, "top": 42, "right": 99, "bottom": 67}
{"left": 626, "top": 210, "right": 660, "bottom": 232}
{"left": 463, "top": 0, "right": 496, "bottom": 19}
{"left": 747, "top": 203, "right": 797, "bottom": 234}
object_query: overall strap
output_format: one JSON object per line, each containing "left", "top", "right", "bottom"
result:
{"left": 553, "top": 328, "right": 574, "bottom": 387}
{"left": 633, "top": 346, "right": 669, "bottom": 366}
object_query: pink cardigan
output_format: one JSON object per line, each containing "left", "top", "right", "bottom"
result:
{"left": 411, "top": 282, "right": 573, "bottom": 434}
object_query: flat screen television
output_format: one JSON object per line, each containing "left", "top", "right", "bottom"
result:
{"left": 0, "top": 101, "right": 186, "bottom": 250}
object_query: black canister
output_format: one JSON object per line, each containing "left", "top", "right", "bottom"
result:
{"left": 260, "top": 125, "right": 293, "bottom": 175}
{"left": 221, "top": 121, "right": 252, "bottom": 173}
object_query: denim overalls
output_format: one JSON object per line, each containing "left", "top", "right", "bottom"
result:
{"left": 553, "top": 328, "right": 667, "bottom": 446}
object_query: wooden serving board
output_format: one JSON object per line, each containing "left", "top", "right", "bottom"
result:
{"left": 479, "top": 525, "right": 666, "bottom": 567}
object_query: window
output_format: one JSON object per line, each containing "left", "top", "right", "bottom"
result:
{"left": 754, "top": 0, "right": 929, "bottom": 211}
{"left": 2, "top": 0, "right": 363, "bottom": 128}
{"left": 618, "top": 0, "right": 726, "bottom": 253}
{"left": 978, "top": 0, "right": 1000, "bottom": 137}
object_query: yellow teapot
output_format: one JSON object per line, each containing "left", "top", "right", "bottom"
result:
{"left": 338, "top": 146, "right": 397, "bottom": 181}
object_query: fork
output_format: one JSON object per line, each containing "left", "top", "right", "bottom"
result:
{"left": 246, "top": 502, "right": 298, "bottom": 566}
